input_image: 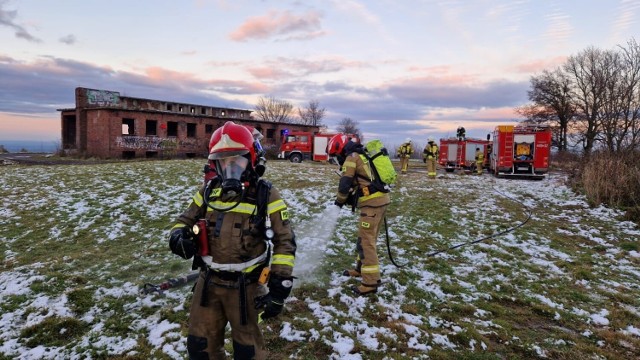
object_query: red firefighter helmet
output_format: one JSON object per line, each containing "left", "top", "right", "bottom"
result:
{"left": 327, "top": 134, "right": 349, "bottom": 156}
{"left": 208, "top": 121, "right": 256, "bottom": 165}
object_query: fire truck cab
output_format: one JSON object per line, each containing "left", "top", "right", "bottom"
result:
{"left": 277, "top": 130, "right": 336, "bottom": 163}
{"left": 490, "top": 124, "right": 552, "bottom": 179}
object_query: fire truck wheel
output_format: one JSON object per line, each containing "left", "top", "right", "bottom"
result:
{"left": 290, "top": 153, "right": 303, "bottom": 163}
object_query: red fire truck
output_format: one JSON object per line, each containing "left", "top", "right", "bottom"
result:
{"left": 439, "top": 137, "right": 491, "bottom": 172}
{"left": 277, "top": 130, "right": 349, "bottom": 163}
{"left": 490, "top": 124, "right": 552, "bottom": 179}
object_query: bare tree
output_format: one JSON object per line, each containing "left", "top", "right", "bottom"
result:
{"left": 298, "top": 99, "right": 326, "bottom": 126}
{"left": 336, "top": 117, "right": 361, "bottom": 139}
{"left": 254, "top": 96, "right": 294, "bottom": 123}
{"left": 517, "top": 68, "right": 576, "bottom": 151}
{"left": 519, "top": 38, "right": 640, "bottom": 154}
{"left": 599, "top": 49, "right": 626, "bottom": 152}
{"left": 612, "top": 38, "right": 640, "bottom": 152}
{"left": 564, "top": 47, "right": 609, "bottom": 154}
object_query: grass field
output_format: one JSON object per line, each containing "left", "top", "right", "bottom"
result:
{"left": 1, "top": 159, "right": 639, "bottom": 359}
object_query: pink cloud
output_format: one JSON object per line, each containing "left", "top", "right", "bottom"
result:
{"left": 229, "top": 10, "right": 323, "bottom": 42}
{"left": 471, "top": 107, "right": 520, "bottom": 120}
{"left": 246, "top": 66, "right": 292, "bottom": 80}
{"left": 246, "top": 56, "right": 366, "bottom": 80}
{"left": 512, "top": 56, "right": 567, "bottom": 73}
{"left": 140, "top": 66, "right": 269, "bottom": 93}
{"left": 401, "top": 65, "right": 488, "bottom": 86}
{"left": 407, "top": 64, "right": 455, "bottom": 75}
{"left": 398, "top": 73, "right": 482, "bottom": 87}
{"left": 144, "top": 66, "right": 192, "bottom": 83}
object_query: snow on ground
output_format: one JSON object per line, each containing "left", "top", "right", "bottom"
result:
{"left": 0, "top": 161, "right": 639, "bottom": 359}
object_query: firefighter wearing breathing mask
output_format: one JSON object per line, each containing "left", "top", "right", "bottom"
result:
{"left": 328, "top": 134, "right": 390, "bottom": 296}
{"left": 168, "top": 121, "right": 296, "bottom": 360}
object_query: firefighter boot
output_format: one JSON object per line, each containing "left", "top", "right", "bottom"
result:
{"left": 342, "top": 269, "right": 361, "bottom": 277}
{"left": 343, "top": 259, "right": 362, "bottom": 277}
{"left": 352, "top": 279, "right": 381, "bottom": 296}
{"left": 351, "top": 282, "right": 380, "bottom": 296}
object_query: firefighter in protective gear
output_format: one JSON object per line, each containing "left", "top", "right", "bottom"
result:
{"left": 169, "top": 121, "right": 296, "bottom": 360}
{"left": 475, "top": 147, "right": 484, "bottom": 175}
{"left": 398, "top": 138, "right": 413, "bottom": 174}
{"left": 423, "top": 137, "right": 439, "bottom": 179}
{"left": 328, "top": 134, "right": 390, "bottom": 296}
{"left": 456, "top": 126, "right": 466, "bottom": 141}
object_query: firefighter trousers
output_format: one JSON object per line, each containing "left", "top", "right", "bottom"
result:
{"left": 187, "top": 272, "right": 267, "bottom": 360}
{"left": 400, "top": 156, "right": 409, "bottom": 173}
{"left": 354, "top": 205, "right": 387, "bottom": 287}
{"left": 426, "top": 157, "right": 437, "bottom": 178}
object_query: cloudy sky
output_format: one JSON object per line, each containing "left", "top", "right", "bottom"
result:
{"left": 1, "top": 0, "right": 639, "bottom": 146}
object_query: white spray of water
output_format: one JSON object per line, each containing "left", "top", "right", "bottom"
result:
{"left": 292, "top": 205, "right": 342, "bottom": 285}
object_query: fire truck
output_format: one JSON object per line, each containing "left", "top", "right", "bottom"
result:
{"left": 490, "top": 124, "right": 552, "bottom": 179}
{"left": 277, "top": 130, "right": 353, "bottom": 163}
{"left": 439, "top": 137, "right": 491, "bottom": 172}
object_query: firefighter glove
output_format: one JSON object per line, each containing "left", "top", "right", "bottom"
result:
{"left": 334, "top": 200, "right": 344, "bottom": 208}
{"left": 169, "top": 227, "right": 196, "bottom": 259}
{"left": 254, "top": 275, "right": 293, "bottom": 320}
{"left": 254, "top": 294, "right": 283, "bottom": 320}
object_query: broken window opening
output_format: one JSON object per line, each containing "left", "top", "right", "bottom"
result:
{"left": 122, "top": 118, "right": 135, "bottom": 135}
{"left": 187, "top": 123, "right": 196, "bottom": 138}
{"left": 167, "top": 121, "right": 178, "bottom": 137}
{"left": 146, "top": 120, "right": 157, "bottom": 136}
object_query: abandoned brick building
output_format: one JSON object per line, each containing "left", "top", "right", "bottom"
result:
{"left": 58, "top": 87, "right": 319, "bottom": 159}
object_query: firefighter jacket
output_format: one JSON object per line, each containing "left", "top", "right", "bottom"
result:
{"left": 423, "top": 143, "right": 439, "bottom": 159}
{"left": 398, "top": 143, "right": 413, "bottom": 158}
{"left": 336, "top": 152, "right": 391, "bottom": 208}
{"left": 171, "top": 183, "right": 296, "bottom": 278}
{"left": 475, "top": 150, "right": 484, "bottom": 162}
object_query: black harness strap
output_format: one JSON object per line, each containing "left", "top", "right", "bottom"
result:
{"left": 239, "top": 273, "right": 248, "bottom": 325}
{"left": 200, "top": 269, "right": 213, "bottom": 307}
{"left": 251, "top": 179, "right": 272, "bottom": 227}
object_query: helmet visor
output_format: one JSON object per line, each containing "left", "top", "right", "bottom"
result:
{"left": 216, "top": 155, "right": 249, "bottom": 181}
{"left": 208, "top": 148, "right": 249, "bottom": 160}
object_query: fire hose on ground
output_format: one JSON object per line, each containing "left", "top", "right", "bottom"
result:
{"left": 383, "top": 183, "right": 533, "bottom": 267}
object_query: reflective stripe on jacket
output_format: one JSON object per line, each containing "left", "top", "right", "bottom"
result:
{"left": 172, "top": 184, "right": 296, "bottom": 277}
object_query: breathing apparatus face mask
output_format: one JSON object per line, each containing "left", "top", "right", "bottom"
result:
{"left": 215, "top": 155, "right": 249, "bottom": 198}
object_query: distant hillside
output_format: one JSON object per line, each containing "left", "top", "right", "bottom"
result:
{"left": 0, "top": 140, "right": 58, "bottom": 153}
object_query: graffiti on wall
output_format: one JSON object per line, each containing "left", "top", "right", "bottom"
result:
{"left": 115, "top": 136, "right": 178, "bottom": 150}
{"left": 179, "top": 138, "right": 198, "bottom": 148}
{"left": 87, "top": 89, "right": 120, "bottom": 106}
